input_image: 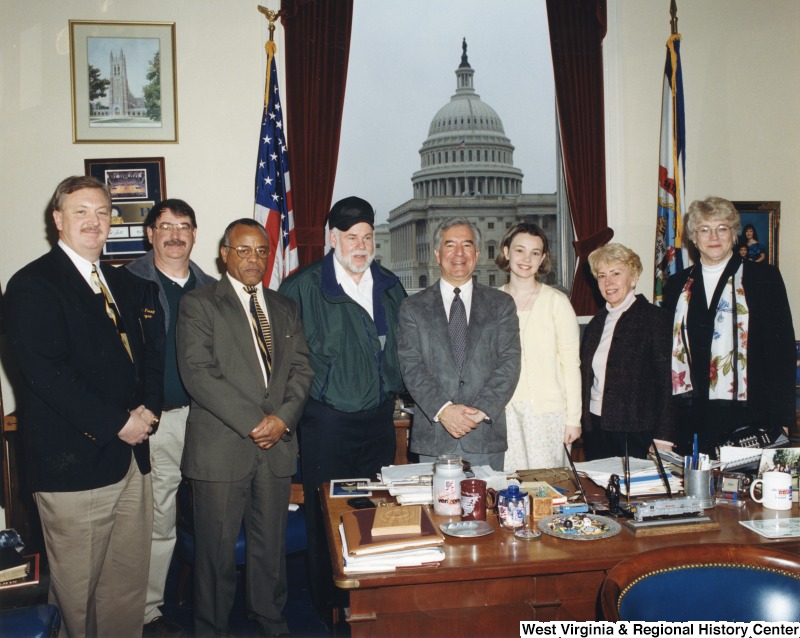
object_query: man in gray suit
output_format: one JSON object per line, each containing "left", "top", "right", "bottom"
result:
{"left": 177, "top": 218, "right": 313, "bottom": 637}
{"left": 398, "top": 218, "right": 520, "bottom": 470}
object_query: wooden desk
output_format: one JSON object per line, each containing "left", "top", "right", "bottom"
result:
{"left": 321, "top": 485, "right": 800, "bottom": 637}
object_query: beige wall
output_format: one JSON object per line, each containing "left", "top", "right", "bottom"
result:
{"left": 604, "top": 0, "right": 799, "bottom": 330}
{"left": 0, "top": 0, "right": 281, "bottom": 414}
{"left": 1, "top": 0, "right": 797, "bottom": 417}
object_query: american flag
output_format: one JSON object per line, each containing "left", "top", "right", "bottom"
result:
{"left": 653, "top": 33, "right": 687, "bottom": 305}
{"left": 254, "top": 44, "right": 298, "bottom": 289}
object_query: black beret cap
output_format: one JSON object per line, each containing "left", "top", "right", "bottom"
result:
{"left": 327, "top": 196, "right": 375, "bottom": 231}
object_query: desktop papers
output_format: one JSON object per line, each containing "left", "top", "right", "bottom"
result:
{"left": 379, "top": 462, "right": 434, "bottom": 504}
{"left": 378, "top": 463, "right": 515, "bottom": 504}
{"left": 739, "top": 518, "right": 800, "bottom": 539}
{"left": 575, "top": 457, "right": 681, "bottom": 497}
{"left": 338, "top": 524, "right": 445, "bottom": 573}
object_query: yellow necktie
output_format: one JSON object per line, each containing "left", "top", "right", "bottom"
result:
{"left": 245, "top": 286, "right": 272, "bottom": 378}
{"left": 91, "top": 265, "right": 133, "bottom": 362}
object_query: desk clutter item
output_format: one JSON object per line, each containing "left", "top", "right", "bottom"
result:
{"left": 750, "top": 471, "right": 792, "bottom": 511}
{"left": 371, "top": 504, "right": 422, "bottom": 537}
{"left": 537, "top": 513, "right": 621, "bottom": 541}
{"left": 739, "top": 517, "right": 800, "bottom": 539}
{"left": 433, "top": 455, "right": 465, "bottom": 515}
{"left": 621, "top": 517, "right": 718, "bottom": 537}
{"left": 575, "top": 457, "right": 681, "bottom": 497}
{"left": 0, "top": 553, "right": 40, "bottom": 589}
{"left": 0, "top": 545, "right": 28, "bottom": 582}
{"left": 440, "top": 520, "right": 494, "bottom": 538}
{"left": 496, "top": 484, "right": 528, "bottom": 531}
{"left": 330, "top": 478, "right": 371, "bottom": 498}
{"left": 338, "top": 525, "right": 445, "bottom": 574}
{"left": 341, "top": 505, "right": 444, "bottom": 557}
{"left": 519, "top": 480, "right": 566, "bottom": 505}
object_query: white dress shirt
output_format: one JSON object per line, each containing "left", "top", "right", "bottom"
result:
{"left": 439, "top": 278, "right": 474, "bottom": 322}
{"left": 333, "top": 255, "right": 374, "bottom": 319}
{"left": 228, "top": 273, "right": 271, "bottom": 386}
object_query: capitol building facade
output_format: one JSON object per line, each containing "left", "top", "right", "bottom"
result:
{"left": 387, "top": 40, "right": 561, "bottom": 292}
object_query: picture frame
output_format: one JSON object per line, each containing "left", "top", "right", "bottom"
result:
{"left": 84, "top": 157, "right": 166, "bottom": 263}
{"left": 70, "top": 21, "right": 178, "bottom": 143}
{"left": 732, "top": 201, "right": 780, "bottom": 267}
{"left": 329, "top": 479, "right": 372, "bottom": 499}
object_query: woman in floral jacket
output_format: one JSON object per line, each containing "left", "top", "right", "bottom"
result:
{"left": 663, "top": 197, "right": 795, "bottom": 456}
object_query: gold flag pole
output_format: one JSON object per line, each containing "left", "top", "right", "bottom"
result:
{"left": 257, "top": 5, "right": 280, "bottom": 106}
{"left": 670, "top": 0, "right": 678, "bottom": 35}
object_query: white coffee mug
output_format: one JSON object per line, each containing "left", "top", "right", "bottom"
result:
{"left": 750, "top": 471, "right": 793, "bottom": 511}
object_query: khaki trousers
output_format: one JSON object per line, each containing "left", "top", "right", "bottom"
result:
{"left": 35, "top": 456, "right": 153, "bottom": 638}
{"left": 145, "top": 406, "right": 188, "bottom": 622}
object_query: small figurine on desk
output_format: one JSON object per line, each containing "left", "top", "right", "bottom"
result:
{"left": 606, "top": 474, "right": 622, "bottom": 515}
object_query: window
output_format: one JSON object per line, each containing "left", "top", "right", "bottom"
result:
{"left": 419, "top": 275, "right": 428, "bottom": 288}
{"left": 333, "top": 3, "right": 571, "bottom": 292}
{"left": 487, "top": 245, "right": 495, "bottom": 259}
{"left": 488, "top": 274, "right": 496, "bottom": 287}
{"left": 487, "top": 222, "right": 495, "bottom": 230}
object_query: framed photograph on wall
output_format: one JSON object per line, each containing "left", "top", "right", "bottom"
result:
{"left": 85, "top": 157, "right": 166, "bottom": 263}
{"left": 70, "top": 21, "right": 178, "bottom": 143}
{"left": 732, "top": 201, "right": 780, "bottom": 267}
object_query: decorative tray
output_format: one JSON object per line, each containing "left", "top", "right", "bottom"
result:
{"left": 439, "top": 521, "right": 494, "bottom": 538}
{"left": 537, "top": 514, "right": 621, "bottom": 541}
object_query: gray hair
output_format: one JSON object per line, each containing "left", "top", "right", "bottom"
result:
{"left": 222, "top": 218, "right": 269, "bottom": 246}
{"left": 433, "top": 217, "right": 481, "bottom": 250}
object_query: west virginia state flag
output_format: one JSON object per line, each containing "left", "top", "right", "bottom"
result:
{"left": 654, "top": 33, "right": 687, "bottom": 304}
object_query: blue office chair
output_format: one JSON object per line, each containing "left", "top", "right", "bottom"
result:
{"left": 0, "top": 604, "right": 61, "bottom": 638}
{"left": 175, "top": 463, "right": 307, "bottom": 605}
{"left": 601, "top": 543, "right": 800, "bottom": 621}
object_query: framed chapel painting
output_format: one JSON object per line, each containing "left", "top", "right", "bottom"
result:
{"left": 70, "top": 21, "right": 178, "bottom": 143}
{"left": 85, "top": 157, "right": 166, "bottom": 262}
{"left": 732, "top": 201, "right": 780, "bottom": 267}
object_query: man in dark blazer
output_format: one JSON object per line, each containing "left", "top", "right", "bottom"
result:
{"left": 177, "top": 218, "right": 313, "bottom": 637}
{"left": 397, "top": 218, "right": 520, "bottom": 470}
{"left": 5, "top": 175, "right": 163, "bottom": 638}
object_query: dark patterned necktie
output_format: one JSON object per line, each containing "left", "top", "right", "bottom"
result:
{"left": 449, "top": 287, "right": 468, "bottom": 370}
{"left": 91, "top": 265, "right": 133, "bottom": 362}
{"left": 245, "top": 286, "right": 272, "bottom": 378}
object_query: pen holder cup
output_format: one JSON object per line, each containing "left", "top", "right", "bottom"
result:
{"left": 683, "top": 468, "right": 716, "bottom": 509}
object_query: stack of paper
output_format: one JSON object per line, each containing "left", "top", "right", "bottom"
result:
{"left": 379, "top": 462, "right": 434, "bottom": 504}
{"left": 378, "top": 463, "right": 515, "bottom": 504}
{"left": 575, "top": 457, "right": 681, "bottom": 497}
{"left": 339, "top": 505, "right": 445, "bottom": 573}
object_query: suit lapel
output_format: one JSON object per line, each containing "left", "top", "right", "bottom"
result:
{"left": 52, "top": 248, "right": 135, "bottom": 364}
{"left": 217, "top": 277, "right": 265, "bottom": 385}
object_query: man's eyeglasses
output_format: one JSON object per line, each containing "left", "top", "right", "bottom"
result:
{"left": 225, "top": 245, "right": 270, "bottom": 259}
{"left": 696, "top": 225, "right": 732, "bottom": 238}
{"left": 153, "top": 222, "right": 193, "bottom": 233}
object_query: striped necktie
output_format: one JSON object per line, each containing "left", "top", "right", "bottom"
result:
{"left": 449, "top": 287, "right": 468, "bottom": 370}
{"left": 245, "top": 285, "right": 272, "bottom": 378}
{"left": 91, "top": 265, "right": 133, "bottom": 362}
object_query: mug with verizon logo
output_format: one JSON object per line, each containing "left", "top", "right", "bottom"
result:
{"left": 750, "top": 471, "right": 792, "bottom": 511}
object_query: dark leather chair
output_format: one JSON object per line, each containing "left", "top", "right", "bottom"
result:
{"left": 601, "top": 543, "right": 800, "bottom": 621}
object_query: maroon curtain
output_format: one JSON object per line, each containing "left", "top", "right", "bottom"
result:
{"left": 546, "top": 0, "right": 612, "bottom": 315}
{"left": 281, "top": 0, "right": 354, "bottom": 266}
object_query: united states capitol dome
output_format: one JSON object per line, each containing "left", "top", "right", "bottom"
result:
{"left": 413, "top": 39, "right": 522, "bottom": 198}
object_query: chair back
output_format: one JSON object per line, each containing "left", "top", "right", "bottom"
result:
{"left": 601, "top": 543, "right": 800, "bottom": 622}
